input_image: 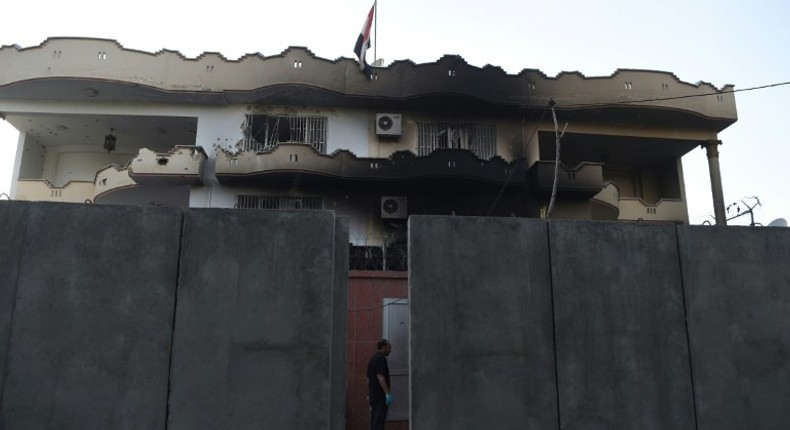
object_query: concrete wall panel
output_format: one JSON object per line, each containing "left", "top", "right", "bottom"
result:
{"left": 0, "top": 202, "right": 29, "bottom": 409}
{"left": 0, "top": 203, "right": 182, "bottom": 430}
{"left": 167, "top": 209, "right": 341, "bottom": 430}
{"left": 330, "top": 216, "right": 349, "bottom": 430}
{"left": 678, "top": 226, "right": 790, "bottom": 430}
{"left": 409, "top": 216, "right": 558, "bottom": 430}
{"left": 549, "top": 221, "right": 695, "bottom": 430}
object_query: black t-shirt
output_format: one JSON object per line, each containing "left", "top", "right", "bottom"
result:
{"left": 367, "top": 351, "right": 390, "bottom": 400}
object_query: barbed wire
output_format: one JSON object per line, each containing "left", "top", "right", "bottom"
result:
{"left": 349, "top": 241, "right": 407, "bottom": 271}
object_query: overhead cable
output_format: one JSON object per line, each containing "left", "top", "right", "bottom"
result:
{"left": 553, "top": 80, "right": 790, "bottom": 109}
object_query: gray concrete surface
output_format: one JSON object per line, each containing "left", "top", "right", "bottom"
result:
{"left": 0, "top": 202, "right": 29, "bottom": 409}
{"left": 330, "top": 217, "right": 349, "bottom": 430}
{"left": 4, "top": 202, "right": 788, "bottom": 430}
{"left": 549, "top": 221, "right": 695, "bottom": 430}
{"left": 409, "top": 216, "right": 558, "bottom": 430}
{"left": 678, "top": 226, "right": 790, "bottom": 430}
{"left": 0, "top": 203, "right": 182, "bottom": 430}
{"left": 167, "top": 209, "right": 344, "bottom": 430}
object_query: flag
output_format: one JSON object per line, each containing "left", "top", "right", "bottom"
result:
{"left": 353, "top": 3, "right": 375, "bottom": 78}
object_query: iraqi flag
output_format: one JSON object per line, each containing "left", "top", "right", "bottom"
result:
{"left": 353, "top": 3, "right": 375, "bottom": 78}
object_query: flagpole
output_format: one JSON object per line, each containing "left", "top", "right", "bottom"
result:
{"left": 373, "top": 0, "right": 377, "bottom": 63}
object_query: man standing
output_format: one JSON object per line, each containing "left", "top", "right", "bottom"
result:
{"left": 367, "top": 339, "right": 392, "bottom": 430}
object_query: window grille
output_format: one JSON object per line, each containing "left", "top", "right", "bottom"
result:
{"left": 236, "top": 195, "right": 324, "bottom": 210}
{"left": 243, "top": 114, "right": 327, "bottom": 153}
{"left": 348, "top": 239, "right": 408, "bottom": 271}
{"left": 416, "top": 122, "right": 496, "bottom": 159}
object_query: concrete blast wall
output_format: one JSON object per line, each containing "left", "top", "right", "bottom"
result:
{"left": 409, "top": 217, "right": 558, "bottom": 429}
{"left": 0, "top": 202, "right": 181, "bottom": 430}
{"left": 0, "top": 202, "right": 348, "bottom": 430}
{"left": 550, "top": 222, "right": 694, "bottom": 430}
{"left": 678, "top": 226, "right": 790, "bottom": 430}
{"left": 167, "top": 209, "right": 347, "bottom": 430}
{"left": 409, "top": 216, "right": 790, "bottom": 430}
{"left": 3, "top": 204, "right": 787, "bottom": 430}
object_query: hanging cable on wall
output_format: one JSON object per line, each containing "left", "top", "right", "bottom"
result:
{"left": 485, "top": 108, "right": 549, "bottom": 216}
{"left": 349, "top": 296, "right": 407, "bottom": 313}
{"left": 546, "top": 99, "right": 568, "bottom": 219}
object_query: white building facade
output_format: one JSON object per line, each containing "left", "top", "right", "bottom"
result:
{"left": 0, "top": 38, "right": 738, "bottom": 267}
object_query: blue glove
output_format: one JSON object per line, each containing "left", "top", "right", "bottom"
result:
{"left": 385, "top": 394, "right": 393, "bottom": 406}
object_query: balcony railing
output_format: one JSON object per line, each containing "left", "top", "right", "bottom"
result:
{"left": 590, "top": 182, "right": 620, "bottom": 220}
{"left": 14, "top": 180, "right": 94, "bottom": 203}
{"left": 618, "top": 197, "right": 687, "bottom": 222}
{"left": 215, "top": 143, "right": 526, "bottom": 185}
{"left": 529, "top": 161, "right": 604, "bottom": 196}
{"left": 129, "top": 146, "right": 206, "bottom": 185}
{"left": 94, "top": 165, "right": 137, "bottom": 201}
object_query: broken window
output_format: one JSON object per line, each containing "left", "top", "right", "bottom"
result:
{"left": 416, "top": 122, "right": 496, "bottom": 159}
{"left": 241, "top": 114, "right": 328, "bottom": 153}
{"left": 236, "top": 195, "right": 324, "bottom": 210}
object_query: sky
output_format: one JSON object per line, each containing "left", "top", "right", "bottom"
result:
{"left": 1, "top": 0, "right": 789, "bottom": 225}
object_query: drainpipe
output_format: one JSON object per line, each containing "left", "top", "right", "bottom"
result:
{"left": 703, "top": 139, "right": 726, "bottom": 226}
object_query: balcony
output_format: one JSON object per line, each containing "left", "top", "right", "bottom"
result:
{"left": 590, "top": 182, "right": 620, "bottom": 220}
{"left": 618, "top": 198, "right": 687, "bottom": 223}
{"left": 129, "top": 146, "right": 206, "bottom": 185}
{"left": 215, "top": 143, "right": 526, "bottom": 186}
{"left": 94, "top": 165, "right": 137, "bottom": 201}
{"left": 15, "top": 180, "right": 94, "bottom": 203}
{"left": 528, "top": 161, "right": 604, "bottom": 196}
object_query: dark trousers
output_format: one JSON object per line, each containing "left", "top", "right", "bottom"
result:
{"left": 369, "top": 398, "right": 389, "bottom": 430}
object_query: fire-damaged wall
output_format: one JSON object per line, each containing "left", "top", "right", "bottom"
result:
{"left": 0, "top": 202, "right": 348, "bottom": 430}
{"left": 409, "top": 216, "right": 790, "bottom": 430}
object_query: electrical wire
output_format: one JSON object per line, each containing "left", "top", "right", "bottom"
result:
{"left": 349, "top": 296, "right": 407, "bottom": 313}
{"left": 552, "top": 80, "right": 790, "bottom": 109}
{"left": 546, "top": 103, "right": 567, "bottom": 219}
{"left": 485, "top": 108, "right": 549, "bottom": 216}
{"left": 485, "top": 79, "right": 789, "bottom": 218}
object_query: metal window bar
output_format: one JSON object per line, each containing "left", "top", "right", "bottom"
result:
{"left": 417, "top": 122, "right": 438, "bottom": 156}
{"left": 265, "top": 116, "right": 328, "bottom": 153}
{"left": 239, "top": 137, "right": 263, "bottom": 152}
{"left": 471, "top": 124, "right": 496, "bottom": 159}
{"left": 241, "top": 115, "right": 264, "bottom": 152}
{"left": 348, "top": 237, "right": 408, "bottom": 271}
{"left": 236, "top": 195, "right": 324, "bottom": 210}
{"left": 417, "top": 122, "right": 496, "bottom": 159}
{"left": 242, "top": 115, "right": 328, "bottom": 153}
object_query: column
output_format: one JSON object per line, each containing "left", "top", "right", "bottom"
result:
{"left": 703, "top": 139, "right": 726, "bottom": 226}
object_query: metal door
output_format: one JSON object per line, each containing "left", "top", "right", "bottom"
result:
{"left": 382, "top": 298, "right": 409, "bottom": 421}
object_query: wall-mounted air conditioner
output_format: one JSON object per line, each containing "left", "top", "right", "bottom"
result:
{"left": 381, "top": 196, "right": 407, "bottom": 219}
{"left": 376, "top": 113, "right": 402, "bottom": 137}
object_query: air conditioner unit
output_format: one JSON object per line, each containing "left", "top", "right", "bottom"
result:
{"left": 376, "top": 113, "right": 402, "bottom": 137}
{"left": 381, "top": 196, "right": 407, "bottom": 219}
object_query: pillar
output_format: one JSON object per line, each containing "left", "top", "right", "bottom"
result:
{"left": 703, "top": 139, "right": 726, "bottom": 226}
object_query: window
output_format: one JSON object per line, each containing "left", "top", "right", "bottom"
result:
{"left": 236, "top": 195, "right": 324, "bottom": 210}
{"left": 241, "top": 114, "right": 327, "bottom": 153}
{"left": 416, "top": 122, "right": 496, "bottom": 159}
